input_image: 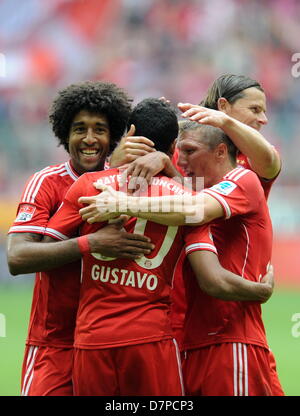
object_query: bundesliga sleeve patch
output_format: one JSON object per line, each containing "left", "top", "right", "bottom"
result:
{"left": 210, "top": 181, "right": 237, "bottom": 196}
{"left": 15, "top": 204, "right": 36, "bottom": 222}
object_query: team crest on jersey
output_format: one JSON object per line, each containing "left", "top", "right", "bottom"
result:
{"left": 210, "top": 181, "right": 237, "bottom": 195}
{"left": 15, "top": 204, "right": 36, "bottom": 222}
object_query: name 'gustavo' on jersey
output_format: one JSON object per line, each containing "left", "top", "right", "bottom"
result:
{"left": 90, "top": 264, "right": 159, "bottom": 292}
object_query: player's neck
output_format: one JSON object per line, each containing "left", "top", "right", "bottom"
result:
{"left": 69, "top": 159, "right": 105, "bottom": 176}
{"left": 218, "top": 160, "right": 237, "bottom": 181}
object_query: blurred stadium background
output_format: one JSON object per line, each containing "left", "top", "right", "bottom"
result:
{"left": 0, "top": 0, "right": 299, "bottom": 396}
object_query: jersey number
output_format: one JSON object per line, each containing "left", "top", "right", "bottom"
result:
{"left": 91, "top": 218, "right": 178, "bottom": 270}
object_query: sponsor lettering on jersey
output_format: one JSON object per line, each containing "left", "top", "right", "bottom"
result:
{"left": 151, "top": 178, "right": 192, "bottom": 196}
{"left": 210, "top": 180, "right": 237, "bottom": 196}
{"left": 94, "top": 174, "right": 122, "bottom": 187}
{"left": 15, "top": 204, "right": 36, "bottom": 222}
{"left": 94, "top": 174, "right": 193, "bottom": 197}
{"left": 91, "top": 264, "right": 158, "bottom": 291}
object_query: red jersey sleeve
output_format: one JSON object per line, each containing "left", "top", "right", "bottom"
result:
{"left": 203, "top": 168, "right": 263, "bottom": 219}
{"left": 236, "top": 149, "right": 281, "bottom": 200}
{"left": 183, "top": 223, "right": 217, "bottom": 256}
{"left": 8, "top": 165, "right": 66, "bottom": 235}
{"left": 44, "top": 174, "right": 90, "bottom": 241}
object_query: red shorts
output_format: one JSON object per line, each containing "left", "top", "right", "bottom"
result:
{"left": 269, "top": 349, "right": 285, "bottom": 396}
{"left": 21, "top": 345, "right": 74, "bottom": 396}
{"left": 182, "top": 343, "right": 284, "bottom": 396}
{"left": 73, "top": 339, "right": 184, "bottom": 396}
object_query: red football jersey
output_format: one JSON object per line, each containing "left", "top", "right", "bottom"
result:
{"left": 170, "top": 147, "right": 279, "bottom": 343}
{"left": 8, "top": 161, "right": 81, "bottom": 348}
{"left": 44, "top": 168, "right": 217, "bottom": 349}
{"left": 236, "top": 151, "right": 279, "bottom": 200}
{"left": 182, "top": 167, "right": 273, "bottom": 350}
{"left": 172, "top": 147, "right": 279, "bottom": 199}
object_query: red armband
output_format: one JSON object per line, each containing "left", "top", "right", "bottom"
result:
{"left": 77, "top": 235, "right": 90, "bottom": 255}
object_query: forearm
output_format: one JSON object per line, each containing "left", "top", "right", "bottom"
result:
{"left": 7, "top": 237, "right": 81, "bottom": 275}
{"left": 117, "top": 194, "right": 203, "bottom": 226}
{"left": 202, "top": 269, "right": 271, "bottom": 302}
{"left": 163, "top": 156, "right": 183, "bottom": 180}
{"left": 126, "top": 210, "right": 189, "bottom": 226}
{"left": 222, "top": 117, "right": 281, "bottom": 179}
{"left": 80, "top": 188, "right": 222, "bottom": 226}
{"left": 188, "top": 250, "right": 272, "bottom": 302}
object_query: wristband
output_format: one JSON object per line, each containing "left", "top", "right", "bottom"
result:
{"left": 77, "top": 235, "right": 90, "bottom": 255}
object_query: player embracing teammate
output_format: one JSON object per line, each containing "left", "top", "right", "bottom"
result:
{"left": 85, "top": 74, "right": 283, "bottom": 396}
{"left": 7, "top": 81, "right": 153, "bottom": 396}
{"left": 7, "top": 74, "right": 283, "bottom": 396}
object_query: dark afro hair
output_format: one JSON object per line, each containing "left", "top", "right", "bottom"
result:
{"left": 49, "top": 81, "right": 132, "bottom": 153}
{"left": 128, "top": 98, "right": 179, "bottom": 154}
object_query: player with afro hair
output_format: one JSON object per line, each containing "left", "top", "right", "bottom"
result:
{"left": 49, "top": 81, "right": 132, "bottom": 154}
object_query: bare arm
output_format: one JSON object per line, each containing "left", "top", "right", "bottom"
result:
{"left": 78, "top": 185, "right": 223, "bottom": 226}
{"left": 188, "top": 250, "right": 274, "bottom": 303}
{"left": 178, "top": 103, "right": 281, "bottom": 179}
{"left": 112, "top": 192, "right": 222, "bottom": 226}
{"left": 7, "top": 232, "right": 81, "bottom": 275}
{"left": 7, "top": 218, "right": 154, "bottom": 275}
{"left": 220, "top": 117, "right": 280, "bottom": 179}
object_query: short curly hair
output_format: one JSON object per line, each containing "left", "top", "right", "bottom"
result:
{"left": 49, "top": 81, "right": 132, "bottom": 153}
{"left": 128, "top": 98, "right": 179, "bottom": 154}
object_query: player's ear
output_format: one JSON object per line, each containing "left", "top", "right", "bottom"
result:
{"left": 215, "top": 143, "right": 227, "bottom": 160}
{"left": 217, "top": 97, "right": 229, "bottom": 112}
{"left": 168, "top": 141, "right": 176, "bottom": 157}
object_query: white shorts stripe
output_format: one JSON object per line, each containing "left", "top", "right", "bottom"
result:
{"left": 21, "top": 346, "right": 38, "bottom": 396}
{"left": 238, "top": 342, "right": 243, "bottom": 396}
{"left": 25, "top": 345, "right": 35, "bottom": 367}
{"left": 233, "top": 343, "right": 238, "bottom": 396}
{"left": 172, "top": 338, "right": 185, "bottom": 396}
{"left": 23, "top": 368, "right": 35, "bottom": 397}
{"left": 232, "top": 343, "right": 248, "bottom": 396}
{"left": 243, "top": 344, "right": 248, "bottom": 396}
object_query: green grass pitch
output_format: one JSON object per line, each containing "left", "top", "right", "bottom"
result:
{"left": 0, "top": 285, "right": 299, "bottom": 396}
